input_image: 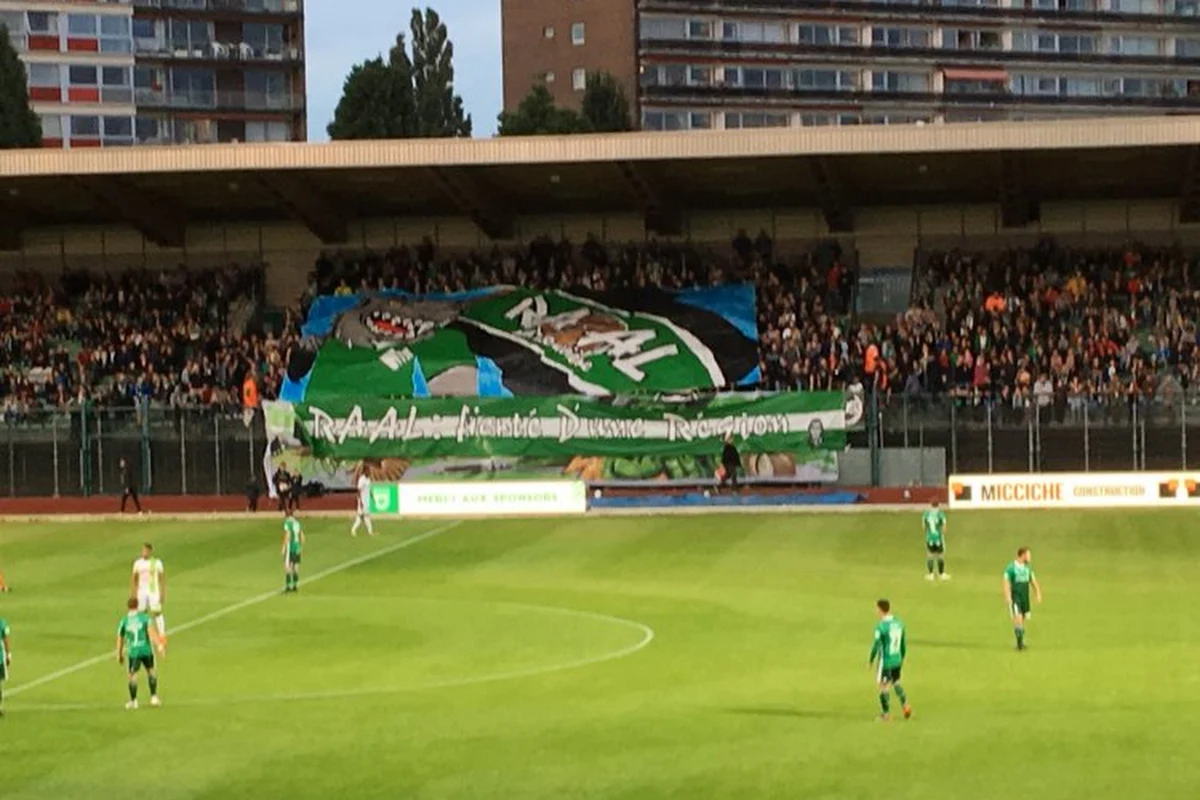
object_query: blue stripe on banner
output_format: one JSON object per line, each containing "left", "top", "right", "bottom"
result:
{"left": 475, "top": 356, "right": 514, "bottom": 398}
{"left": 411, "top": 356, "right": 430, "bottom": 398}
{"left": 672, "top": 283, "right": 759, "bottom": 341}
{"left": 279, "top": 371, "right": 310, "bottom": 403}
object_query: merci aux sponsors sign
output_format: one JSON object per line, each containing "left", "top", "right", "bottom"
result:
{"left": 368, "top": 481, "right": 588, "bottom": 517}
{"left": 948, "top": 472, "right": 1200, "bottom": 509}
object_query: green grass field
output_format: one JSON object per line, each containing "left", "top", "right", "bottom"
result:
{"left": 1, "top": 508, "right": 1197, "bottom": 799}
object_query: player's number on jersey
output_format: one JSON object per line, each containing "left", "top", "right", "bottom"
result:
{"left": 887, "top": 627, "right": 903, "bottom": 656}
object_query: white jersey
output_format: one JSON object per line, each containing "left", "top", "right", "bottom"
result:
{"left": 133, "top": 557, "right": 164, "bottom": 596}
{"left": 357, "top": 474, "right": 372, "bottom": 513}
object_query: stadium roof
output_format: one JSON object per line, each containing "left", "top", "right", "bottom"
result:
{"left": 1, "top": 114, "right": 1198, "bottom": 248}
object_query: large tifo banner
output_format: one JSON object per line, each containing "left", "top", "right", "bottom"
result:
{"left": 263, "top": 392, "right": 847, "bottom": 488}
{"left": 281, "top": 285, "right": 761, "bottom": 401}
{"left": 949, "top": 472, "right": 1200, "bottom": 509}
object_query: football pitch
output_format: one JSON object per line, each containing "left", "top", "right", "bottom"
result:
{"left": 1, "top": 509, "right": 1197, "bottom": 799}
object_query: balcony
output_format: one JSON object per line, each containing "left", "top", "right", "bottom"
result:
{"left": 133, "top": 38, "right": 303, "bottom": 62}
{"left": 132, "top": 0, "right": 301, "bottom": 15}
{"left": 135, "top": 87, "right": 302, "bottom": 111}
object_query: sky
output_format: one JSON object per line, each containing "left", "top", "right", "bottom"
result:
{"left": 304, "top": 0, "right": 503, "bottom": 140}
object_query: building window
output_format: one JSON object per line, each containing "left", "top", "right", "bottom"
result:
{"left": 543, "top": 25, "right": 554, "bottom": 39}
{"left": 688, "top": 65, "right": 712, "bottom": 86}
{"left": 543, "top": 71, "right": 555, "bottom": 84}
{"left": 246, "top": 120, "right": 290, "bottom": 142}
{"left": 69, "top": 66, "right": 98, "bottom": 86}
{"left": 872, "top": 27, "right": 931, "bottom": 48}
{"left": 871, "top": 71, "right": 930, "bottom": 92}
{"left": 572, "top": 67, "right": 586, "bottom": 90}
{"left": 70, "top": 116, "right": 100, "bottom": 137}
{"left": 103, "top": 116, "right": 133, "bottom": 139}
{"left": 244, "top": 22, "right": 284, "bottom": 57}
{"left": 99, "top": 15, "right": 131, "bottom": 53}
{"left": 67, "top": 14, "right": 97, "bottom": 36}
{"left": 135, "top": 117, "right": 162, "bottom": 143}
{"left": 640, "top": 16, "right": 686, "bottom": 40}
{"left": 27, "top": 63, "right": 59, "bottom": 87}
{"left": 690, "top": 111, "right": 712, "bottom": 129}
{"left": 26, "top": 12, "right": 57, "bottom": 34}
{"left": 688, "top": 20, "right": 712, "bottom": 40}
{"left": 40, "top": 114, "right": 63, "bottom": 138}
{"left": 726, "top": 111, "right": 790, "bottom": 129}
{"left": 571, "top": 22, "right": 585, "bottom": 45}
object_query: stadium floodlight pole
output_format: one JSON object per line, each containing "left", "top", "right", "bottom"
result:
{"left": 1131, "top": 401, "right": 1138, "bottom": 471}
{"left": 180, "top": 414, "right": 188, "bottom": 496}
{"left": 1183, "top": 401, "right": 1188, "bottom": 470}
{"left": 214, "top": 415, "right": 222, "bottom": 496}
{"left": 986, "top": 402, "right": 994, "bottom": 474}
{"left": 1083, "top": 402, "right": 1090, "bottom": 472}
{"left": 52, "top": 413, "right": 60, "bottom": 498}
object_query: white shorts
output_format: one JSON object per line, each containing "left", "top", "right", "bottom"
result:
{"left": 357, "top": 498, "right": 370, "bottom": 516}
{"left": 137, "top": 590, "right": 162, "bottom": 614}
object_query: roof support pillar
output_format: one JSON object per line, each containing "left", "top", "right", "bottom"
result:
{"left": 425, "top": 167, "right": 514, "bottom": 240}
{"left": 1180, "top": 147, "right": 1200, "bottom": 224}
{"left": 999, "top": 152, "right": 1039, "bottom": 229}
{"left": 257, "top": 171, "right": 350, "bottom": 244}
{"left": 73, "top": 176, "right": 186, "bottom": 247}
{"left": 614, "top": 161, "right": 682, "bottom": 236}
{"left": 809, "top": 157, "right": 854, "bottom": 233}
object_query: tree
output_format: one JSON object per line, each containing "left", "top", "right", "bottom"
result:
{"left": 327, "top": 8, "right": 469, "bottom": 140}
{"left": 497, "top": 84, "right": 588, "bottom": 136}
{"left": 0, "top": 24, "right": 42, "bottom": 149}
{"left": 580, "top": 72, "right": 632, "bottom": 133}
{"left": 409, "top": 8, "right": 471, "bottom": 138}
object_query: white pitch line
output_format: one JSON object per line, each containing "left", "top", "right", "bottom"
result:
{"left": 12, "top": 603, "right": 656, "bottom": 713}
{"left": 6, "top": 521, "right": 461, "bottom": 699}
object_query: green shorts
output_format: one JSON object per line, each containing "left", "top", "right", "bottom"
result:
{"left": 926, "top": 542, "right": 945, "bottom": 555}
{"left": 127, "top": 652, "right": 155, "bottom": 674}
{"left": 0, "top": 660, "right": 7, "bottom": 681}
{"left": 1011, "top": 593, "right": 1032, "bottom": 617}
{"left": 287, "top": 550, "right": 302, "bottom": 566}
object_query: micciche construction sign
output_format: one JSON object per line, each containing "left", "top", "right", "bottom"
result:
{"left": 948, "top": 472, "right": 1200, "bottom": 509}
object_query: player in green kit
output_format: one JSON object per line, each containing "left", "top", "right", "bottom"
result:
{"left": 282, "top": 511, "right": 304, "bottom": 593}
{"left": 923, "top": 500, "right": 949, "bottom": 581}
{"left": 1004, "top": 547, "right": 1043, "bottom": 651}
{"left": 868, "top": 599, "right": 912, "bottom": 721}
{"left": 0, "top": 615, "right": 10, "bottom": 716}
{"left": 117, "top": 597, "right": 164, "bottom": 709}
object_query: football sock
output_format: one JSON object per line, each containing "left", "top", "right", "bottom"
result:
{"left": 894, "top": 684, "right": 908, "bottom": 704}
{"left": 293, "top": 574, "right": 299, "bottom": 590}
{"left": 149, "top": 675, "right": 158, "bottom": 696}
{"left": 365, "top": 517, "right": 374, "bottom": 534}
{"left": 879, "top": 693, "right": 890, "bottom": 714}
{"left": 129, "top": 680, "right": 138, "bottom": 701}
{"left": 156, "top": 615, "right": 166, "bottom": 637}
{"left": 926, "top": 559, "right": 934, "bottom": 574}
{"left": 1015, "top": 626, "right": 1025, "bottom": 647}
{"left": 351, "top": 517, "right": 361, "bottom": 535}
{"left": 937, "top": 559, "right": 945, "bottom": 575}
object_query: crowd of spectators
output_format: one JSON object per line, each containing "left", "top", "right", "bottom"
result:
{"left": 5, "top": 233, "right": 1200, "bottom": 425}
{"left": 0, "top": 263, "right": 285, "bottom": 419}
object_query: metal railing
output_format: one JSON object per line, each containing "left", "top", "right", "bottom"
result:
{"left": 861, "top": 390, "right": 1200, "bottom": 475}
{"left": 135, "top": 88, "right": 301, "bottom": 111}
{"left": 132, "top": 0, "right": 301, "bottom": 13}
{"left": 0, "top": 405, "right": 263, "bottom": 498}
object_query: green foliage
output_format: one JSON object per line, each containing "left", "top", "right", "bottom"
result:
{"left": 497, "top": 83, "right": 588, "bottom": 136}
{"left": 328, "top": 8, "right": 469, "bottom": 140}
{"left": 498, "top": 72, "right": 633, "bottom": 136}
{"left": 0, "top": 24, "right": 42, "bottom": 149}
{"left": 580, "top": 72, "right": 632, "bottom": 132}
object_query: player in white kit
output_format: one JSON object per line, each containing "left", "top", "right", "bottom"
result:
{"left": 130, "top": 543, "right": 167, "bottom": 642}
{"left": 350, "top": 472, "right": 374, "bottom": 537}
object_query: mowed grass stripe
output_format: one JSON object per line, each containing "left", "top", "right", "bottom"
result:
{"left": 6, "top": 521, "right": 460, "bottom": 698}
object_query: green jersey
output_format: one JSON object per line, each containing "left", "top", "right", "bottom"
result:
{"left": 0, "top": 617, "right": 9, "bottom": 660}
{"left": 922, "top": 508, "right": 946, "bottom": 547}
{"left": 284, "top": 518, "right": 303, "bottom": 553}
{"left": 118, "top": 612, "right": 154, "bottom": 659}
{"left": 1005, "top": 560, "right": 1035, "bottom": 598}
{"left": 869, "top": 615, "right": 907, "bottom": 670}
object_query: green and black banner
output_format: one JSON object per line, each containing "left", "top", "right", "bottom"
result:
{"left": 264, "top": 392, "right": 847, "bottom": 487}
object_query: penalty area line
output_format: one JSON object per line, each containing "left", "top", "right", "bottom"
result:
{"left": 6, "top": 521, "right": 461, "bottom": 699}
